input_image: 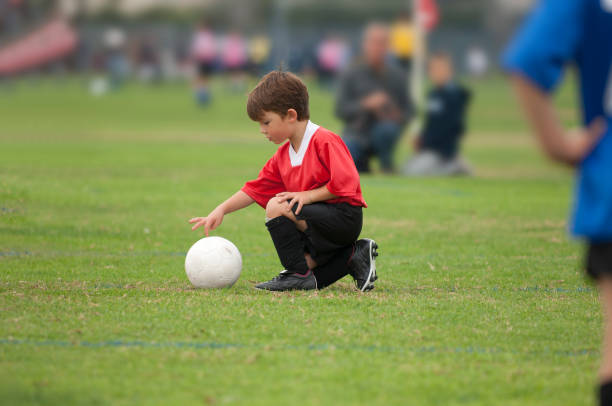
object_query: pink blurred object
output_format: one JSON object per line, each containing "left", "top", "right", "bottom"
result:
{"left": 418, "top": 0, "right": 439, "bottom": 32}
{"left": 191, "top": 28, "right": 216, "bottom": 63}
{"left": 0, "top": 19, "right": 78, "bottom": 75}
{"left": 221, "top": 33, "right": 247, "bottom": 70}
{"left": 317, "top": 37, "right": 348, "bottom": 72}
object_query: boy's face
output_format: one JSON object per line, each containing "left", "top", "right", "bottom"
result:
{"left": 258, "top": 111, "right": 296, "bottom": 144}
{"left": 428, "top": 57, "right": 453, "bottom": 86}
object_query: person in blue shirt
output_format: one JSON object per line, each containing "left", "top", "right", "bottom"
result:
{"left": 503, "top": 0, "right": 612, "bottom": 404}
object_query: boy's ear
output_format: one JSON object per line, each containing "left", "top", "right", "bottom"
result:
{"left": 286, "top": 109, "right": 298, "bottom": 122}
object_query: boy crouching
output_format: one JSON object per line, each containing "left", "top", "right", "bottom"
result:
{"left": 189, "top": 71, "right": 378, "bottom": 291}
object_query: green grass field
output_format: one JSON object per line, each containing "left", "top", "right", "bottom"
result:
{"left": 0, "top": 76, "right": 600, "bottom": 405}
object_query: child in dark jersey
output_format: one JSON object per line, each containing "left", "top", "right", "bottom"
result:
{"left": 403, "top": 52, "right": 471, "bottom": 176}
{"left": 189, "top": 71, "right": 378, "bottom": 292}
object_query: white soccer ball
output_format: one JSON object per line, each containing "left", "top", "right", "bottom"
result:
{"left": 185, "top": 236, "right": 242, "bottom": 288}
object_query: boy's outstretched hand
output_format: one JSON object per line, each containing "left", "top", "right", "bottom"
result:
{"left": 189, "top": 208, "right": 224, "bottom": 236}
{"left": 188, "top": 191, "right": 256, "bottom": 236}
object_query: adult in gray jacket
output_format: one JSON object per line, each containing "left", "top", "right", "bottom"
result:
{"left": 335, "top": 23, "right": 414, "bottom": 173}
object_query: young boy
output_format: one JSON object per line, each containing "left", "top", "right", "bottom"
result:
{"left": 403, "top": 52, "right": 471, "bottom": 176}
{"left": 503, "top": 1, "right": 611, "bottom": 404}
{"left": 189, "top": 71, "right": 378, "bottom": 292}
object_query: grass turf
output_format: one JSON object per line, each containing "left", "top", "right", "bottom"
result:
{"left": 0, "top": 75, "right": 600, "bottom": 405}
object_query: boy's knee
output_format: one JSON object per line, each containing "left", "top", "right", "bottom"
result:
{"left": 265, "top": 198, "right": 288, "bottom": 219}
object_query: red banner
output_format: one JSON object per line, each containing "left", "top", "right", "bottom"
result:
{"left": 0, "top": 19, "right": 78, "bottom": 75}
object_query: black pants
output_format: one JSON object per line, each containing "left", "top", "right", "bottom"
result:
{"left": 293, "top": 202, "right": 362, "bottom": 265}
{"left": 586, "top": 242, "right": 612, "bottom": 280}
{"left": 266, "top": 202, "right": 363, "bottom": 289}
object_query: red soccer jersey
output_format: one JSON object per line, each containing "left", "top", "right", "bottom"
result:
{"left": 242, "top": 121, "right": 367, "bottom": 209}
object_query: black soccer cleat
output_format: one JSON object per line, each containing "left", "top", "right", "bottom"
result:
{"left": 348, "top": 239, "right": 378, "bottom": 292}
{"left": 254, "top": 270, "right": 317, "bottom": 291}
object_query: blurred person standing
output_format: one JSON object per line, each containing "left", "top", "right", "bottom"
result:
{"left": 135, "top": 35, "right": 161, "bottom": 84}
{"left": 190, "top": 20, "right": 217, "bottom": 105}
{"left": 336, "top": 23, "right": 413, "bottom": 173}
{"left": 504, "top": 1, "right": 611, "bottom": 404}
{"left": 103, "top": 27, "right": 128, "bottom": 90}
{"left": 403, "top": 52, "right": 471, "bottom": 176}
{"left": 248, "top": 34, "right": 270, "bottom": 77}
{"left": 390, "top": 11, "right": 415, "bottom": 73}
{"left": 316, "top": 34, "right": 350, "bottom": 88}
{"left": 288, "top": 43, "right": 311, "bottom": 75}
{"left": 465, "top": 46, "right": 489, "bottom": 78}
{"left": 221, "top": 31, "right": 248, "bottom": 92}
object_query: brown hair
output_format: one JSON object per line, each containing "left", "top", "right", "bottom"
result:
{"left": 247, "top": 70, "right": 310, "bottom": 121}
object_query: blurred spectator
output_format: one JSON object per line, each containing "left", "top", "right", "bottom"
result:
{"left": 221, "top": 31, "right": 248, "bottom": 92}
{"left": 336, "top": 22, "right": 413, "bottom": 173}
{"left": 103, "top": 26, "right": 129, "bottom": 89}
{"left": 190, "top": 20, "right": 217, "bottom": 105}
{"left": 288, "top": 42, "right": 311, "bottom": 74}
{"left": 135, "top": 35, "right": 161, "bottom": 84}
{"left": 159, "top": 46, "right": 180, "bottom": 81}
{"left": 403, "top": 52, "right": 471, "bottom": 176}
{"left": 248, "top": 34, "right": 270, "bottom": 77}
{"left": 390, "top": 11, "right": 415, "bottom": 73}
{"left": 316, "top": 34, "right": 350, "bottom": 88}
{"left": 465, "top": 46, "right": 489, "bottom": 77}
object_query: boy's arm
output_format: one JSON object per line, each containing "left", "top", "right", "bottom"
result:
{"left": 275, "top": 185, "right": 336, "bottom": 215}
{"left": 511, "top": 75, "right": 605, "bottom": 166}
{"left": 189, "top": 190, "right": 255, "bottom": 236}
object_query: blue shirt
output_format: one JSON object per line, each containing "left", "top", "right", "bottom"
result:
{"left": 503, "top": 0, "right": 612, "bottom": 241}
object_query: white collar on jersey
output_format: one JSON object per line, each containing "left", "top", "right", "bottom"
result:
{"left": 289, "top": 120, "right": 320, "bottom": 167}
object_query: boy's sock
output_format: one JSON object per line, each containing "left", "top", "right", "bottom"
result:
{"left": 265, "top": 216, "right": 309, "bottom": 274}
{"left": 600, "top": 381, "right": 612, "bottom": 406}
{"left": 312, "top": 245, "right": 355, "bottom": 289}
